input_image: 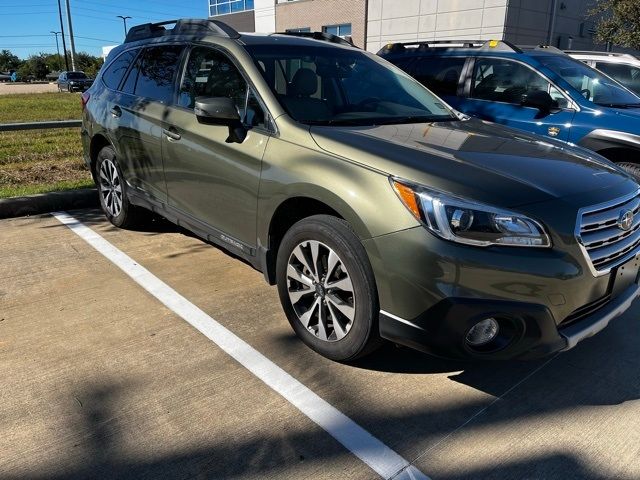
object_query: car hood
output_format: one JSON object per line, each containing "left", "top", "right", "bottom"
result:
{"left": 310, "top": 118, "right": 634, "bottom": 208}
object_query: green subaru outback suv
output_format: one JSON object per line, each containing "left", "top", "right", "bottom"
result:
{"left": 81, "top": 19, "right": 640, "bottom": 361}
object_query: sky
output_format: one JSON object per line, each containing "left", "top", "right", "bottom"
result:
{"left": 0, "top": 0, "right": 207, "bottom": 59}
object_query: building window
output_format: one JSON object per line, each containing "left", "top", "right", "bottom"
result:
{"left": 322, "top": 24, "right": 351, "bottom": 38}
{"left": 286, "top": 27, "right": 311, "bottom": 33}
{"left": 209, "top": 0, "right": 254, "bottom": 17}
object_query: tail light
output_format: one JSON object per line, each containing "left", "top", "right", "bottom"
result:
{"left": 81, "top": 92, "right": 90, "bottom": 111}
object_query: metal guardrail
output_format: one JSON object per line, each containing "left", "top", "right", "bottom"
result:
{"left": 0, "top": 120, "right": 81, "bottom": 132}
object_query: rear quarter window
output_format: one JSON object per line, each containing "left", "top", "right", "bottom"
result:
{"left": 102, "top": 49, "right": 139, "bottom": 90}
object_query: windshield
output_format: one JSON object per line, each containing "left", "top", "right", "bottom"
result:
{"left": 245, "top": 44, "right": 455, "bottom": 126}
{"left": 67, "top": 72, "right": 88, "bottom": 79}
{"left": 539, "top": 55, "right": 640, "bottom": 106}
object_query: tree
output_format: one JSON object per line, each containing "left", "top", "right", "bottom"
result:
{"left": 21, "top": 54, "right": 50, "bottom": 80}
{"left": 0, "top": 49, "right": 20, "bottom": 72}
{"left": 74, "top": 52, "right": 104, "bottom": 77}
{"left": 590, "top": 0, "right": 640, "bottom": 49}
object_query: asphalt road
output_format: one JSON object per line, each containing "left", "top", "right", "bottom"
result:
{"left": 1, "top": 209, "right": 638, "bottom": 480}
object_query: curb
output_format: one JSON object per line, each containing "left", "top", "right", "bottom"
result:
{"left": 0, "top": 188, "right": 99, "bottom": 219}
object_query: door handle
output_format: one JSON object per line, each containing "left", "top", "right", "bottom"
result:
{"left": 110, "top": 106, "right": 122, "bottom": 118}
{"left": 163, "top": 128, "right": 181, "bottom": 141}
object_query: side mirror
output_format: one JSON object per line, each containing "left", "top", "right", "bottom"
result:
{"left": 194, "top": 97, "right": 247, "bottom": 144}
{"left": 194, "top": 97, "right": 241, "bottom": 124}
{"left": 521, "top": 90, "right": 557, "bottom": 115}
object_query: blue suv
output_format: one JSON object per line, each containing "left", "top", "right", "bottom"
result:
{"left": 379, "top": 40, "right": 640, "bottom": 179}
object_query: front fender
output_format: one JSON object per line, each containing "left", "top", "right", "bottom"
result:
{"left": 577, "top": 129, "right": 640, "bottom": 153}
{"left": 256, "top": 137, "right": 419, "bottom": 247}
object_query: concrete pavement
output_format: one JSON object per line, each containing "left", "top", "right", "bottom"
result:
{"left": 0, "top": 210, "right": 638, "bottom": 479}
{"left": 0, "top": 83, "right": 59, "bottom": 95}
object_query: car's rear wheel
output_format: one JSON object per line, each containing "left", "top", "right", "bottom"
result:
{"left": 95, "top": 145, "right": 144, "bottom": 228}
{"left": 276, "top": 215, "right": 382, "bottom": 361}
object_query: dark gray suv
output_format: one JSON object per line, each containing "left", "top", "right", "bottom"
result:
{"left": 81, "top": 19, "right": 640, "bottom": 361}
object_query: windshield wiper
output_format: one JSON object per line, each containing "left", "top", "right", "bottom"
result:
{"left": 372, "top": 115, "right": 456, "bottom": 125}
{"left": 305, "top": 115, "right": 456, "bottom": 127}
{"left": 595, "top": 102, "right": 640, "bottom": 108}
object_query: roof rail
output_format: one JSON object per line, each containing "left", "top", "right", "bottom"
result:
{"left": 532, "top": 44, "right": 567, "bottom": 55}
{"left": 566, "top": 50, "right": 638, "bottom": 59}
{"left": 275, "top": 31, "right": 355, "bottom": 47}
{"left": 378, "top": 39, "right": 522, "bottom": 54}
{"left": 124, "top": 18, "right": 240, "bottom": 43}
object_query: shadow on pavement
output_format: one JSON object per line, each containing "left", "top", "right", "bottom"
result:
{"left": 23, "top": 209, "right": 639, "bottom": 479}
{"left": 2, "top": 374, "right": 628, "bottom": 480}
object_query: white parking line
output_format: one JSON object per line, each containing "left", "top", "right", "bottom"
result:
{"left": 53, "top": 211, "right": 429, "bottom": 480}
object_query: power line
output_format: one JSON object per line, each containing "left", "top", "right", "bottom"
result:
{"left": 0, "top": 34, "right": 119, "bottom": 43}
{"left": 0, "top": 11, "right": 57, "bottom": 15}
{"left": 73, "top": 0, "right": 196, "bottom": 18}
{"left": 0, "top": 3, "right": 55, "bottom": 7}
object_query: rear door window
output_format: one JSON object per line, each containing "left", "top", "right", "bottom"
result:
{"left": 122, "top": 45, "right": 185, "bottom": 103}
{"left": 414, "top": 57, "right": 465, "bottom": 96}
{"left": 102, "top": 49, "right": 138, "bottom": 90}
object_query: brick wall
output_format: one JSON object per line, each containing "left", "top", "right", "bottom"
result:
{"left": 275, "top": 0, "right": 367, "bottom": 48}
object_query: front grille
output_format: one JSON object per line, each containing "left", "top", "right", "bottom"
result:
{"left": 577, "top": 191, "right": 640, "bottom": 273}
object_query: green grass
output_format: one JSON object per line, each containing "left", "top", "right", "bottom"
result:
{"left": 0, "top": 179, "right": 93, "bottom": 199}
{"left": 0, "top": 93, "right": 82, "bottom": 123}
{"left": 0, "top": 93, "right": 90, "bottom": 198}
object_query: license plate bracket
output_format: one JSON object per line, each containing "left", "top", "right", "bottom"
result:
{"left": 611, "top": 254, "right": 640, "bottom": 298}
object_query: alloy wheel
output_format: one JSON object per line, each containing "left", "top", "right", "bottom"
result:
{"left": 286, "top": 240, "right": 356, "bottom": 342}
{"left": 98, "top": 158, "right": 123, "bottom": 217}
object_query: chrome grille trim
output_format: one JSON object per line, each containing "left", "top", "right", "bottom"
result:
{"left": 576, "top": 189, "right": 640, "bottom": 276}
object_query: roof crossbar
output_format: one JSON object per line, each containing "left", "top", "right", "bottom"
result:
{"left": 275, "top": 31, "right": 355, "bottom": 47}
{"left": 378, "top": 39, "right": 522, "bottom": 54}
{"left": 124, "top": 19, "right": 240, "bottom": 44}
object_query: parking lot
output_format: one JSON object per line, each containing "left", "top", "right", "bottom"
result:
{"left": 0, "top": 208, "right": 638, "bottom": 479}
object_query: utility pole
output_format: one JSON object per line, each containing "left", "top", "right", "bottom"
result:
{"left": 547, "top": 0, "right": 558, "bottom": 46}
{"left": 65, "top": 0, "right": 77, "bottom": 71}
{"left": 117, "top": 15, "right": 132, "bottom": 37}
{"left": 56, "top": 0, "right": 69, "bottom": 71}
{"left": 50, "top": 31, "right": 62, "bottom": 70}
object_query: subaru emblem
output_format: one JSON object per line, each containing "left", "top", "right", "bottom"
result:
{"left": 617, "top": 209, "right": 634, "bottom": 231}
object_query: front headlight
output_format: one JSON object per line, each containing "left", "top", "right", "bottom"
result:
{"left": 391, "top": 178, "right": 551, "bottom": 248}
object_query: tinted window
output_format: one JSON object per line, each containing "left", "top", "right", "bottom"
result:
{"left": 178, "top": 46, "right": 266, "bottom": 128}
{"left": 247, "top": 44, "right": 453, "bottom": 126}
{"left": 123, "top": 45, "right": 184, "bottom": 103}
{"left": 102, "top": 50, "right": 138, "bottom": 90}
{"left": 471, "top": 58, "right": 568, "bottom": 108}
{"left": 67, "top": 72, "right": 87, "bottom": 79}
{"left": 596, "top": 62, "right": 640, "bottom": 95}
{"left": 414, "top": 57, "right": 465, "bottom": 96}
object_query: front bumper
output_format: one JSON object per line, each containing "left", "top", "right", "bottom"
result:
{"left": 364, "top": 226, "right": 639, "bottom": 360}
{"left": 379, "top": 283, "right": 639, "bottom": 360}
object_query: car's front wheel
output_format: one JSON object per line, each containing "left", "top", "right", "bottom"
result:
{"left": 95, "top": 145, "right": 144, "bottom": 228}
{"left": 276, "top": 215, "right": 382, "bottom": 361}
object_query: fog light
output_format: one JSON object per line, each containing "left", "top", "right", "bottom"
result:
{"left": 466, "top": 318, "right": 499, "bottom": 346}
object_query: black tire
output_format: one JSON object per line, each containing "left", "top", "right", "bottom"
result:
{"left": 95, "top": 145, "right": 145, "bottom": 229}
{"left": 618, "top": 162, "right": 640, "bottom": 181}
{"left": 276, "top": 215, "right": 383, "bottom": 361}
